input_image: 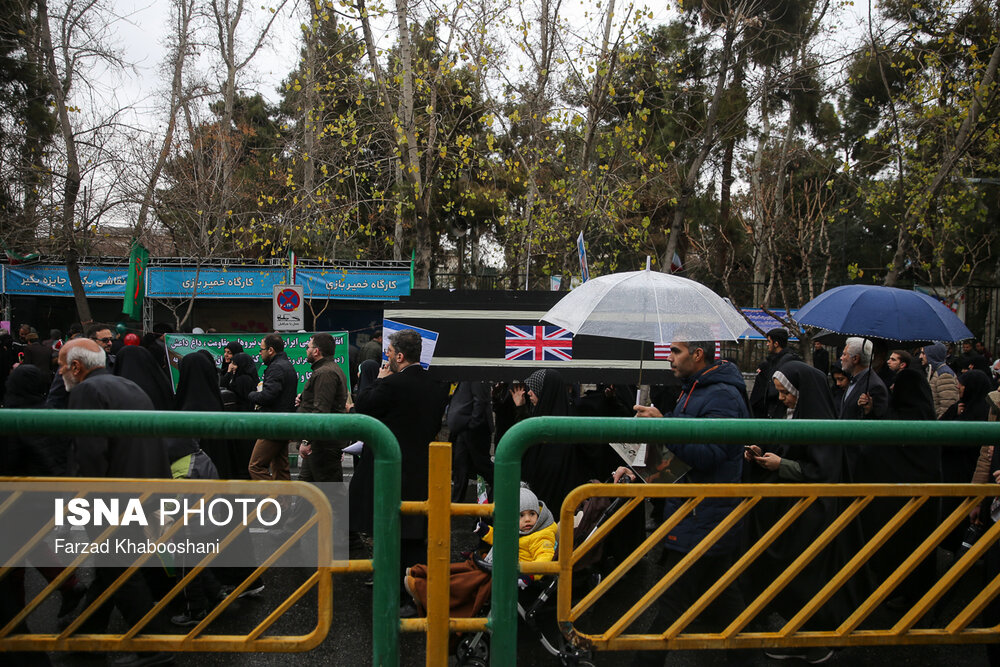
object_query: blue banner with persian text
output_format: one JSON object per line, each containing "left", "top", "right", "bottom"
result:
{"left": 3, "top": 264, "right": 411, "bottom": 300}
{"left": 298, "top": 269, "right": 410, "bottom": 300}
{"left": 147, "top": 267, "right": 283, "bottom": 298}
{"left": 4, "top": 265, "right": 127, "bottom": 297}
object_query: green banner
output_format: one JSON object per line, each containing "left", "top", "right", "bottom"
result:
{"left": 123, "top": 241, "right": 149, "bottom": 320}
{"left": 163, "top": 332, "right": 351, "bottom": 396}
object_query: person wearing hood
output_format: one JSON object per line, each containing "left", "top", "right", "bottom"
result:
{"left": 855, "top": 367, "right": 941, "bottom": 609}
{"left": 220, "top": 352, "right": 259, "bottom": 410}
{"left": 623, "top": 340, "right": 750, "bottom": 667}
{"left": 921, "top": 343, "right": 960, "bottom": 418}
{"left": 749, "top": 327, "right": 801, "bottom": 419}
{"left": 402, "top": 486, "right": 557, "bottom": 618}
{"left": 348, "top": 359, "right": 381, "bottom": 545}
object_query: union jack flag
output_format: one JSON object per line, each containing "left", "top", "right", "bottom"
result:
{"left": 653, "top": 342, "right": 722, "bottom": 361}
{"left": 505, "top": 325, "right": 573, "bottom": 361}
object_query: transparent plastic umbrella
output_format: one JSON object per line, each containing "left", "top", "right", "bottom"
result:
{"left": 541, "top": 269, "right": 749, "bottom": 344}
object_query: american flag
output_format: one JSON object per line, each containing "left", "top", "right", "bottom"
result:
{"left": 505, "top": 325, "right": 573, "bottom": 361}
{"left": 653, "top": 342, "right": 722, "bottom": 361}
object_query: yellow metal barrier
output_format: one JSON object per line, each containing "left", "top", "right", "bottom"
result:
{"left": 398, "top": 443, "right": 492, "bottom": 666}
{"left": 549, "top": 482, "right": 1000, "bottom": 652}
{"left": 0, "top": 478, "right": 334, "bottom": 653}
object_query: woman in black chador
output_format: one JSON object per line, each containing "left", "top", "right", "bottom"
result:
{"left": 855, "top": 366, "right": 940, "bottom": 607}
{"left": 511, "top": 369, "right": 602, "bottom": 513}
{"left": 743, "top": 360, "right": 858, "bottom": 630}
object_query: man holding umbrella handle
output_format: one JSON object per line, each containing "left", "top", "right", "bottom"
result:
{"left": 838, "top": 337, "right": 888, "bottom": 420}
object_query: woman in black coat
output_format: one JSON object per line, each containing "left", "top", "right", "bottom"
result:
{"left": 512, "top": 369, "right": 600, "bottom": 513}
{"left": 939, "top": 370, "right": 992, "bottom": 546}
{"left": 743, "top": 360, "right": 857, "bottom": 629}
{"left": 218, "top": 341, "right": 244, "bottom": 381}
{"left": 349, "top": 360, "right": 381, "bottom": 539}
{"left": 218, "top": 352, "right": 260, "bottom": 479}
{"left": 220, "top": 352, "right": 259, "bottom": 412}
{"left": 2, "top": 364, "right": 85, "bottom": 629}
{"left": 856, "top": 366, "right": 940, "bottom": 606}
{"left": 175, "top": 351, "right": 229, "bottom": 475}
{"left": 113, "top": 345, "right": 174, "bottom": 411}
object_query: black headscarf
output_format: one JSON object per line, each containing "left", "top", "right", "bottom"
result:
{"left": 230, "top": 352, "right": 259, "bottom": 381}
{"left": 176, "top": 351, "right": 225, "bottom": 411}
{"left": 113, "top": 345, "right": 175, "bottom": 411}
{"left": 4, "top": 365, "right": 49, "bottom": 408}
{"left": 771, "top": 361, "right": 835, "bottom": 420}
{"left": 221, "top": 341, "right": 245, "bottom": 375}
{"left": 949, "top": 369, "right": 993, "bottom": 422}
{"left": 888, "top": 367, "right": 935, "bottom": 421}
{"left": 357, "top": 359, "right": 380, "bottom": 395}
{"left": 527, "top": 369, "right": 571, "bottom": 417}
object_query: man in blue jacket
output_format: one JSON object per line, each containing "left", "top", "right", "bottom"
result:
{"left": 627, "top": 340, "right": 750, "bottom": 666}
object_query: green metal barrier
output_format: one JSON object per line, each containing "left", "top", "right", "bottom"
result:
{"left": 491, "top": 417, "right": 1000, "bottom": 666}
{"left": 0, "top": 409, "right": 402, "bottom": 666}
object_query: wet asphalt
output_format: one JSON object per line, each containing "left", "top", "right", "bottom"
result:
{"left": 20, "top": 468, "right": 995, "bottom": 666}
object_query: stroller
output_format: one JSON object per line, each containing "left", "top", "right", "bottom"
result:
{"left": 454, "top": 480, "right": 634, "bottom": 666}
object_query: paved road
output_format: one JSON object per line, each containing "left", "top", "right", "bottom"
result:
{"left": 32, "top": 526, "right": 994, "bottom": 666}
{"left": 21, "top": 471, "right": 996, "bottom": 666}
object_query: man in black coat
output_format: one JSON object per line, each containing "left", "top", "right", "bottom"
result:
{"left": 838, "top": 337, "right": 889, "bottom": 421}
{"left": 812, "top": 340, "right": 830, "bottom": 375}
{"left": 749, "top": 328, "right": 801, "bottom": 419}
{"left": 354, "top": 329, "right": 447, "bottom": 608}
{"left": 838, "top": 337, "right": 888, "bottom": 481}
{"left": 60, "top": 338, "right": 171, "bottom": 478}
{"left": 447, "top": 380, "right": 494, "bottom": 502}
{"left": 247, "top": 333, "right": 297, "bottom": 481}
{"left": 58, "top": 338, "right": 174, "bottom": 664}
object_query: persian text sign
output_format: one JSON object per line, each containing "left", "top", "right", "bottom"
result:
{"left": 4, "top": 265, "right": 127, "bottom": 297}
{"left": 4, "top": 264, "right": 410, "bottom": 300}
{"left": 148, "top": 267, "right": 283, "bottom": 298}
{"left": 298, "top": 269, "right": 410, "bottom": 300}
{"left": 273, "top": 284, "right": 304, "bottom": 331}
{"left": 164, "top": 332, "right": 350, "bottom": 395}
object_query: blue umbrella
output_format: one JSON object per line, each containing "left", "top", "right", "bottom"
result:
{"left": 793, "top": 284, "right": 972, "bottom": 342}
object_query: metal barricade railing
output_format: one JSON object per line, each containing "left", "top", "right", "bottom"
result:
{"left": 398, "top": 442, "right": 492, "bottom": 665}
{"left": 0, "top": 410, "right": 403, "bottom": 664}
{"left": 0, "top": 477, "right": 332, "bottom": 652}
{"left": 552, "top": 482, "right": 1000, "bottom": 650}
{"left": 491, "top": 417, "right": 1000, "bottom": 666}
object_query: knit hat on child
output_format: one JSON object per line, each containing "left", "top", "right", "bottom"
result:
{"left": 520, "top": 487, "right": 540, "bottom": 515}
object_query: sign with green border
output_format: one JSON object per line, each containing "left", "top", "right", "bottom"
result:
{"left": 163, "top": 332, "right": 351, "bottom": 395}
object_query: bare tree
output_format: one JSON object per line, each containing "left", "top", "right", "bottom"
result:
{"left": 34, "top": 0, "right": 134, "bottom": 322}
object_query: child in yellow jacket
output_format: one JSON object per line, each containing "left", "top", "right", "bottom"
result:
{"left": 476, "top": 486, "right": 557, "bottom": 587}
{"left": 403, "top": 485, "right": 557, "bottom": 616}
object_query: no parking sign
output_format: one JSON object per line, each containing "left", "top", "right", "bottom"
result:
{"left": 273, "top": 284, "right": 304, "bottom": 331}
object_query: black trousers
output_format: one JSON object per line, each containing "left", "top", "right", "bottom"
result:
{"left": 299, "top": 441, "right": 344, "bottom": 482}
{"left": 632, "top": 548, "right": 749, "bottom": 667}
{"left": 451, "top": 428, "right": 493, "bottom": 503}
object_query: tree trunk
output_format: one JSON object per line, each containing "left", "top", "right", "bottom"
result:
{"left": 661, "top": 24, "right": 735, "bottom": 273}
{"left": 37, "top": 0, "right": 91, "bottom": 322}
{"left": 137, "top": 0, "right": 194, "bottom": 237}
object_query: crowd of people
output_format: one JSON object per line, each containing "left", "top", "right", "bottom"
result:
{"left": 1, "top": 318, "right": 999, "bottom": 665}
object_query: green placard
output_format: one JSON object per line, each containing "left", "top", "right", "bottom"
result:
{"left": 163, "top": 332, "right": 351, "bottom": 396}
